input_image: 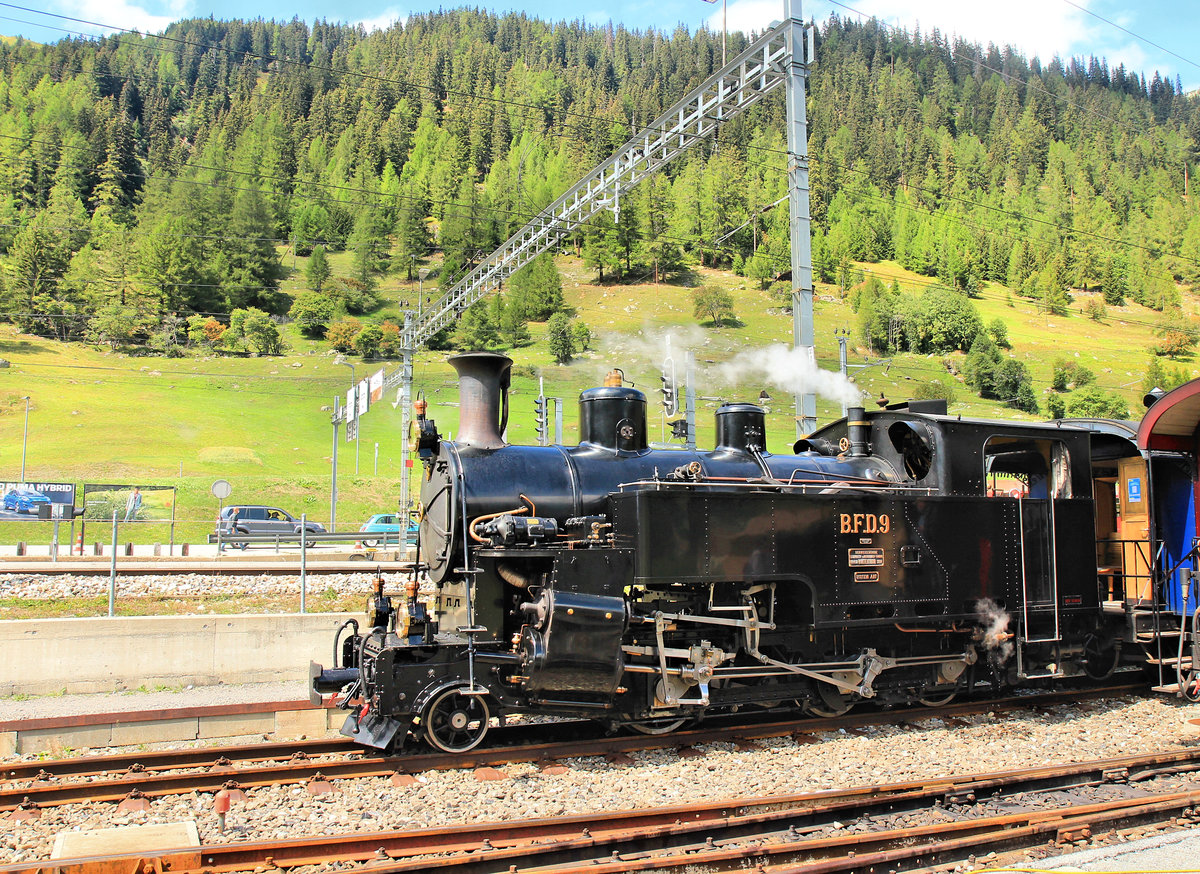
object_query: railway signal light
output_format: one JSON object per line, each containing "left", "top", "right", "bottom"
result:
{"left": 671, "top": 419, "right": 690, "bottom": 441}
{"left": 534, "top": 396, "right": 548, "bottom": 445}
{"left": 660, "top": 373, "right": 677, "bottom": 416}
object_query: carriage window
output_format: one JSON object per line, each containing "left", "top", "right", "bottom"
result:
{"left": 983, "top": 437, "right": 1072, "bottom": 499}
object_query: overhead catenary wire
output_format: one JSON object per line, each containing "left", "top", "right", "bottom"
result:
{"left": 1057, "top": 0, "right": 1200, "bottom": 76}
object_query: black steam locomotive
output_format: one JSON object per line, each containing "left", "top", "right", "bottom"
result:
{"left": 311, "top": 352, "right": 1194, "bottom": 753}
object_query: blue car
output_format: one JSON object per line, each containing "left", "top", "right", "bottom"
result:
{"left": 4, "top": 487, "right": 50, "bottom": 514}
{"left": 358, "top": 513, "right": 418, "bottom": 548}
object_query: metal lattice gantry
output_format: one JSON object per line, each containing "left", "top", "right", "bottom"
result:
{"left": 340, "top": 11, "right": 817, "bottom": 519}
{"left": 396, "top": 19, "right": 795, "bottom": 354}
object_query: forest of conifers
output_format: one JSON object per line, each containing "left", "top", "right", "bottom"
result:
{"left": 1, "top": 8, "right": 1199, "bottom": 347}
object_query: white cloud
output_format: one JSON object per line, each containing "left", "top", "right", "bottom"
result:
{"left": 59, "top": 0, "right": 185, "bottom": 36}
{"left": 706, "top": 0, "right": 784, "bottom": 37}
{"left": 708, "top": 1, "right": 1185, "bottom": 83}
{"left": 712, "top": 0, "right": 1101, "bottom": 64}
{"left": 357, "top": 8, "right": 407, "bottom": 32}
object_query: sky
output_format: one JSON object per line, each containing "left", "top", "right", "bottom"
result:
{"left": 2, "top": 0, "right": 1199, "bottom": 92}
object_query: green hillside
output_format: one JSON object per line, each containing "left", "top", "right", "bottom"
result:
{"left": 1, "top": 246, "right": 1190, "bottom": 545}
{"left": 1, "top": 7, "right": 1199, "bottom": 544}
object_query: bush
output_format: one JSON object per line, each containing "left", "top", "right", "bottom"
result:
{"left": 325, "top": 318, "right": 362, "bottom": 352}
{"left": 353, "top": 323, "right": 384, "bottom": 359}
{"left": 908, "top": 286, "right": 983, "bottom": 354}
{"left": 1051, "top": 359, "right": 1096, "bottom": 392}
{"left": 692, "top": 284, "right": 736, "bottom": 327}
{"left": 910, "top": 379, "right": 957, "bottom": 405}
{"left": 987, "top": 318, "right": 1011, "bottom": 349}
{"left": 1066, "top": 386, "right": 1130, "bottom": 419}
{"left": 289, "top": 292, "right": 336, "bottom": 338}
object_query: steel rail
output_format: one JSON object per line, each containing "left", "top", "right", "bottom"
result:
{"left": 7, "top": 748, "right": 1200, "bottom": 874}
{"left": 522, "top": 792, "right": 1200, "bottom": 874}
{"left": 0, "top": 736, "right": 359, "bottom": 783}
{"left": 0, "top": 684, "right": 1144, "bottom": 811}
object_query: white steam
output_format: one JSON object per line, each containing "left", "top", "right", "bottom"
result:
{"left": 716, "top": 344, "right": 864, "bottom": 409}
{"left": 598, "top": 331, "right": 863, "bottom": 410}
{"left": 973, "top": 598, "right": 1014, "bottom": 668}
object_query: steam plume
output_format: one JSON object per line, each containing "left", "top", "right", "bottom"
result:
{"left": 716, "top": 344, "right": 864, "bottom": 408}
{"left": 973, "top": 598, "right": 1014, "bottom": 667}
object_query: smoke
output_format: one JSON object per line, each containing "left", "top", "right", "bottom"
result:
{"left": 715, "top": 344, "right": 864, "bottom": 409}
{"left": 598, "top": 324, "right": 708, "bottom": 364}
{"left": 973, "top": 598, "right": 1014, "bottom": 668}
{"left": 596, "top": 324, "right": 711, "bottom": 387}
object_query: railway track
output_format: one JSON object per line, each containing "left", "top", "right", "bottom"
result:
{"left": 5, "top": 747, "right": 1199, "bottom": 874}
{"left": 0, "top": 683, "right": 1144, "bottom": 813}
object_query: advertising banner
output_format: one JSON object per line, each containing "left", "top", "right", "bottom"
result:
{"left": 82, "top": 484, "right": 176, "bottom": 523}
{"left": 0, "top": 481, "right": 75, "bottom": 520}
{"left": 369, "top": 368, "right": 384, "bottom": 404}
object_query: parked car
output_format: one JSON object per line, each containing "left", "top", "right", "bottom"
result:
{"left": 215, "top": 505, "right": 326, "bottom": 549}
{"left": 358, "top": 513, "right": 418, "bottom": 548}
{"left": 4, "top": 487, "right": 50, "bottom": 514}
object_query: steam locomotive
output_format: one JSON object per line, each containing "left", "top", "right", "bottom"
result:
{"left": 311, "top": 352, "right": 1199, "bottom": 753}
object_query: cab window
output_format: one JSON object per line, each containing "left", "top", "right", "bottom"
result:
{"left": 984, "top": 437, "right": 1072, "bottom": 499}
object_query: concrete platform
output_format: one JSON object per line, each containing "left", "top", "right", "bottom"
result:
{"left": 989, "top": 826, "right": 1200, "bottom": 871}
{"left": 0, "top": 698, "right": 338, "bottom": 755}
{"left": 0, "top": 613, "right": 350, "bottom": 696}
{"left": 52, "top": 821, "right": 200, "bottom": 870}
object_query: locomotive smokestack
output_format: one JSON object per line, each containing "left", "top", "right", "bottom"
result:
{"left": 847, "top": 406, "right": 870, "bottom": 457}
{"left": 449, "top": 352, "right": 512, "bottom": 450}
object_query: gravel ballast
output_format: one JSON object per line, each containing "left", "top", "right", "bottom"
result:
{"left": 0, "top": 570, "right": 388, "bottom": 603}
{"left": 3, "top": 573, "right": 1200, "bottom": 865}
{"left": 2, "top": 695, "right": 1199, "bottom": 864}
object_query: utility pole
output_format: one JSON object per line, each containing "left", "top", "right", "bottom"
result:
{"left": 785, "top": 0, "right": 817, "bottom": 436}
{"left": 398, "top": 331, "right": 414, "bottom": 522}
{"left": 19, "top": 396, "right": 29, "bottom": 482}
{"left": 330, "top": 397, "right": 340, "bottom": 533}
{"left": 837, "top": 329, "right": 850, "bottom": 417}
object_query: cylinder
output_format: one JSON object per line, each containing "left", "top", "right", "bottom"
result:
{"left": 449, "top": 352, "right": 512, "bottom": 450}
{"left": 578, "top": 386, "right": 647, "bottom": 451}
{"left": 714, "top": 403, "right": 767, "bottom": 453}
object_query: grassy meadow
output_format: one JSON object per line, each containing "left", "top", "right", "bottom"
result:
{"left": 0, "top": 248, "right": 1192, "bottom": 550}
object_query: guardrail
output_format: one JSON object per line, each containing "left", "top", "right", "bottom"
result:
{"left": 206, "top": 531, "right": 413, "bottom": 550}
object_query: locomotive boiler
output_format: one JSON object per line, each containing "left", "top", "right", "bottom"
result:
{"left": 311, "top": 352, "right": 1191, "bottom": 753}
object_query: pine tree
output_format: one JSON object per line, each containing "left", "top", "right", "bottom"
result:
{"left": 306, "top": 246, "right": 331, "bottom": 292}
{"left": 547, "top": 311, "right": 575, "bottom": 363}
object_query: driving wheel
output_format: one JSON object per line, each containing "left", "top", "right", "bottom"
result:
{"left": 803, "top": 682, "right": 855, "bottom": 718}
{"left": 917, "top": 690, "right": 956, "bottom": 707}
{"left": 1083, "top": 634, "right": 1120, "bottom": 680}
{"left": 626, "top": 716, "right": 690, "bottom": 736}
{"left": 423, "top": 687, "right": 491, "bottom": 753}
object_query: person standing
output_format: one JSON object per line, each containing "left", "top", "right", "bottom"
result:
{"left": 124, "top": 487, "right": 142, "bottom": 522}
